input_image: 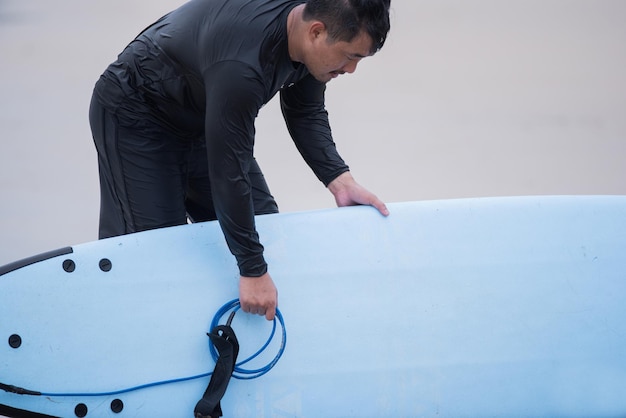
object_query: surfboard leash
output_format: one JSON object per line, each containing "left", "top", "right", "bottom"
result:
{"left": 1, "top": 299, "right": 287, "bottom": 414}
{"left": 194, "top": 299, "right": 287, "bottom": 418}
{"left": 208, "top": 299, "right": 287, "bottom": 380}
{"left": 194, "top": 316, "right": 239, "bottom": 418}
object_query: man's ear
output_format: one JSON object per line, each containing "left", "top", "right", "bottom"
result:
{"left": 307, "top": 20, "right": 327, "bottom": 42}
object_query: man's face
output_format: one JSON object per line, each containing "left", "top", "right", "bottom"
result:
{"left": 304, "top": 29, "right": 374, "bottom": 83}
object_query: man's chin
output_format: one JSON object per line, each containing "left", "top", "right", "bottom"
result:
{"left": 310, "top": 72, "right": 333, "bottom": 84}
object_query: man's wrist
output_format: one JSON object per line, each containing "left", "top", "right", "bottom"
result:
{"left": 327, "top": 171, "right": 354, "bottom": 195}
{"left": 238, "top": 255, "right": 268, "bottom": 278}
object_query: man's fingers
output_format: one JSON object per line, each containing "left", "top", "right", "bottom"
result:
{"left": 367, "top": 194, "right": 389, "bottom": 217}
{"left": 239, "top": 300, "right": 276, "bottom": 320}
{"left": 265, "top": 306, "right": 276, "bottom": 321}
{"left": 372, "top": 199, "right": 390, "bottom": 216}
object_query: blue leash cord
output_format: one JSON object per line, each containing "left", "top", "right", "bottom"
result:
{"left": 209, "top": 299, "right": 287, "bottom": 380}
{"left": 15, "top": 299, "right": 286, "bottom": 398}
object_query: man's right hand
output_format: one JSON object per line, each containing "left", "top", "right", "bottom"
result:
{"left": 239, "top": 272, "right": 278, "bottom": 321}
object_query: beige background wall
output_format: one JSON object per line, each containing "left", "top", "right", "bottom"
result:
{"left": 1, "top": 0, "right": 625, "bottom": 265}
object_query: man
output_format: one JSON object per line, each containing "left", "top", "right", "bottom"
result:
{"left": 89, "top": 0, "right": 392, "bottom": 321}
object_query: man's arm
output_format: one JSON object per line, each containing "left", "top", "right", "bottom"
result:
{"left": 203, "top": 61, "right": 277, "bottom": 320}
{"left": 280, "top": 74, "right": 389, "bottom": 216}
{"left": 280, "top": 74, "right": 350, "bottom": 186}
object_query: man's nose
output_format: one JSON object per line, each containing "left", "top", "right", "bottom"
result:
{"left": 342, "top": 59, "right": 359, "bottom": 74}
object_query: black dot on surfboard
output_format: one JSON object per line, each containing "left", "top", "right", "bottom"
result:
{"left": 8, "top": 334, "right": 21, "bottom": 349}
{"left": 111, "top": 399, "right": 124, "bottom": 413}
{"left": 99, "top": 258, "right": 112, "bottom": 272}
{"left": 62, "top": 259, "right": 76, "bottom": 273}
{"left": 74, "top": 403, "right": 88, "bottom": 417}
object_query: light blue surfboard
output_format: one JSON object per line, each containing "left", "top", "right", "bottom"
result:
{"left": 1, "top": 196, "right": 626, "bottom": 417}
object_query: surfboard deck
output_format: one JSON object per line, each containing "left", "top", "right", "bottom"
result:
{"left": 1, "top": 196, "right": 626, "bottom": 417}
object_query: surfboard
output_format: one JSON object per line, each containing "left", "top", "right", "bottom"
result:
{"left": 1, "top": 196, "right": 626, "bottom": 417}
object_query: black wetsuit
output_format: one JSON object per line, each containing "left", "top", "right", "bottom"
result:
{"left": 89, "top": 0, "right": 349, "bottom": 277}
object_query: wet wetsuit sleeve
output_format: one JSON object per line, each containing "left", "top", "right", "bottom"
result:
{"left": 280, "top": 74, "right": 350, "bottom": 186}
{"left": 203, "top": 61, "right": 267, "bottom": 277}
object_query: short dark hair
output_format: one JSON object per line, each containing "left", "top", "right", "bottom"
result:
{"left": 302, "top": 0, "right": 391, "bottom": 54}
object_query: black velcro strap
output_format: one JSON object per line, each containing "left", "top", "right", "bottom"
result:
{"left": 194, "top": 325, "right": 239, "bottom": 418}
{"left": 0, "top": 383, "right": 41, "bottom": 396}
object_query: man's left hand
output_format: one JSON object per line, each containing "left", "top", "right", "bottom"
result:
{"left": 327, "top": 171, "right": 390, "bottom": 216}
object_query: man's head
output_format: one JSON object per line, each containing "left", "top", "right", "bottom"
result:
{"left": 295, "top": 0, "right": 391, "bottom": 83}
{"left": 302, "top": 0, "right": 391, "bottom": 55}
